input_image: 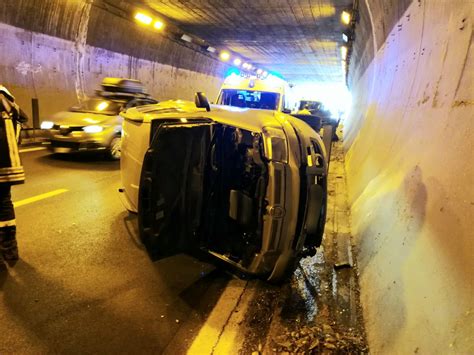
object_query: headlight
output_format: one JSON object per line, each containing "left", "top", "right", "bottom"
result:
{"left": 262, "top": 126, "right": 288, "bottom": 163}
{"left": 40, "top": 121, "right": 54, "bottom": 129}
{"left": 83, "top": 125, "right": 104, "bottom": 133}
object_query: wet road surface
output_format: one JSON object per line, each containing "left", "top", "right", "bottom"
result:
{"left": 0, "top": 139, "right": 368, "bottom": 353}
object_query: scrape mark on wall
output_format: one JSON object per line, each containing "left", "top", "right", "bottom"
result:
{"left": 74, "top": 0, "right": 92, "bottom": 101}
{"left": 452, "top": 100, "right": 474, "bottom": 107}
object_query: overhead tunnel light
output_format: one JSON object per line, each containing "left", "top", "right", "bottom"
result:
{"left": 233, "top": 58, "right": 242, "bottom": 66}
{"left": 219, "top": 51, "right": 230, "bottom": 61}
{"left": 206, "top": 46, "right": 216, "bottom": 53}
{"left": 242, "top": 63, "right": 254, "bottom": 70}
{"left": 342, "top": 33, "right": 349, "bottom": 42}
{"left": 341, "top": 10, "right": 351, "bottom": 25}
{"left": 135, "top": 12, "right": 153, "bottom": 25}
{"left": 341, "top": 46, "right": 348, "bottom": 60}
{"left": 341, "top": 60, "right": 347, "bottom": 72}
{"left": 181, "top": 34, "right": 192, "bottom": 43}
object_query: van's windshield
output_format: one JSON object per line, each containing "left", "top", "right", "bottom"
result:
{"left": 218, "top": 89, "right": 280, "bottom": 110}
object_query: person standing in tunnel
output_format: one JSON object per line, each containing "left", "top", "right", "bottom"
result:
{"left": 0, "top": 85, "right": 27, "bottom": 268}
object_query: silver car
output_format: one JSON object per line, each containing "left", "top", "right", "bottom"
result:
{"left": 120, "top": 94, "right": 328, "bottom": 281}
{"left": 41, "top": 78, "right": 157, "bottom": 160}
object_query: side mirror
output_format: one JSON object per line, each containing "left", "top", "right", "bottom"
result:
{"left": 195, "top": 92, "right": 211, "bottom": 112}
{"left": 282, "top": 108, "right": 291, "bottom": 114}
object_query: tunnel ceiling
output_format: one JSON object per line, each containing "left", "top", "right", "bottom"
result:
{"left": 137, "top": 0, "right": 352, "bottom": 84}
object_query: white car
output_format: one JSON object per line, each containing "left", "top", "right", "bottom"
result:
{"left": 119, "top": 94, "right": 328, "bottom": 281}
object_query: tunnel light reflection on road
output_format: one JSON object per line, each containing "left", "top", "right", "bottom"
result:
{"left": 134, "top": 12, "right": 153, "bottom": 25}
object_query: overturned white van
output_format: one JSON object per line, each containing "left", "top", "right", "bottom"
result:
{"left": 119, "top": 95, "right": 328, "bottom": 281}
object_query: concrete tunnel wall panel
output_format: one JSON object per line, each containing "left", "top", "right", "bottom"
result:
{"left": 0, "top": 0, "right": 227, "bottom": 122}
{"left": 345, "top": 0, "right": 473, "bottom": 353}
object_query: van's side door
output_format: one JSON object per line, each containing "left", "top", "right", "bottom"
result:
{"left": 138, "top": 120, "right": 213, "bottom": 260}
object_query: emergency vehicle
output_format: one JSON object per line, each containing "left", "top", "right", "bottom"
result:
{"left": 216, "top": 72, "right": 297, "bottom": 113}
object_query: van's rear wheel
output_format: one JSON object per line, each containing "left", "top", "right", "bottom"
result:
{"left": 108, "top": 136, "right": 121, "bottom": 160}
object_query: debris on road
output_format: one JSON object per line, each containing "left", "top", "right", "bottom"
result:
{"left": 334, "top": 233, "right": 354, "bottom": 270}
{"left": 272, "top": 323, "right": 367, "bottom": 353}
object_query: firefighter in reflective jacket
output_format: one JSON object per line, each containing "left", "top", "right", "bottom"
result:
{"left": 0, "top": 85, "right": 27, "bottom": 267}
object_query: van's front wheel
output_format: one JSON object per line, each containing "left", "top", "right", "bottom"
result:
{"left": 108, "top": 136, "right": 121, "bottom": 160}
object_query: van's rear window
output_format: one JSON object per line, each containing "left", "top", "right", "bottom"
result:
{"left": 219, "top": 89, "right": 279, "bottom": 110}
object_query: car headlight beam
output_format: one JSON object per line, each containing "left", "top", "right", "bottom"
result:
{"left": 40, "top": 121, "right": 54, "bottom": 129}
{"left": 83, "top": 125, "right": 104, "bottom": 133}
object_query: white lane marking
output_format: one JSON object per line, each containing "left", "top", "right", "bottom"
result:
{"left": 187, "top": 279, "right": 249, "bottom": 354}
{"left": 13, "top": 189, "right": 68, "bottom": 208}
{"left": 19, "top": 147, "right": 47, "bottom": 153}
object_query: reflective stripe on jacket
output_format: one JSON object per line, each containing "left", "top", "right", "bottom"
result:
{"left": 0, "top": 94, "right": 24, "bottom": 185}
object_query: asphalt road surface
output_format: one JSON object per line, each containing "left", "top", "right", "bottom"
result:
{"left": 0, "top": 142, "right": 368, "bottom": 354}
{"left": 1, "top": 147, "right": 238, "bottom": 353}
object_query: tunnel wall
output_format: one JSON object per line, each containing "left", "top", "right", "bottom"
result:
{"left": 345, "top": 0, "right": 473, "bottom": 353}
{"left": 0, "top": 0, "right": 227, "bottom": 123}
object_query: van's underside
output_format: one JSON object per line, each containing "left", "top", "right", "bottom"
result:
{"left": 139, "top": 121, "right": 272, "bottom": 274}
